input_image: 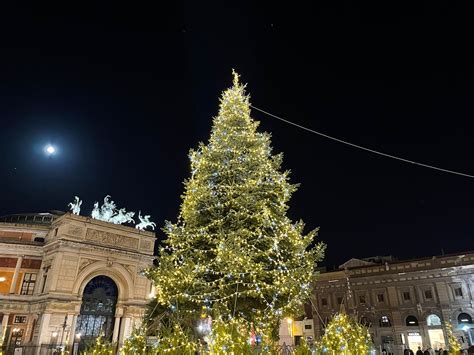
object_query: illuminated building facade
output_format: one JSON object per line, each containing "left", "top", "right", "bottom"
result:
{"left": 312, "top": 252, "right": 474, "bottom": 353}
{"left": 0, "top": 212, "right": 154, "bottom": 354}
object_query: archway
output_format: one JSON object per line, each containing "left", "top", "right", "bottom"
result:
{"left": 75, "top": 276, "right": 118, "bottom": 348}
{"left": 426, "top": 314, "right": 445, "bottom": 350}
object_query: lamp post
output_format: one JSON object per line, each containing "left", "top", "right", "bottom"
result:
{"left": 51, "top": 330, "right": 58, "bottom": 352}
{"left": 58, "top": 315, "right": 68, "bottom": 354}
{"left": 73, "top": 333, "right": 82, "bottom": 355}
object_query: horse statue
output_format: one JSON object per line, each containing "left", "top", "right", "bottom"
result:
{"left": 110, "top": 208, "right": 135, "bottom": 225}
{"left": 68, "top": 196, "right": 82, "bottom": 215}
{"left": 136, "top": 211, "right": 156, "bottom": 231}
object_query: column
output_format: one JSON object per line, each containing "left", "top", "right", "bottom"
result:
{"left": 112, "top": 316, "right": 121, "bottom": 344}
{"left": 37, "top": 313, "right": 51, "bottom": 346}
{"left": 9, "top": 256, "right": 23, "bottom": 294}
{"left": 67, "top": 314, "right": 78, "bottom": 348}
{"left": 1, "top": 313, "right": 10, "bottom": 346}
{"left": 118, "top": 317, "right": 131, "bottom": 347}
{"left": 24, "top": 314, "right": 36, "bottom": 344}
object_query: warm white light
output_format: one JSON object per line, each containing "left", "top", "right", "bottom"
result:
{"left": 76, "top": 333, "right": 82, "bottom": 339}
{"left": 287, "top": 318, "right": 293, "bottom": 324}
{"left": 45, "top": 145, "right": 56, "bottom": 155}
{"left": 0, "top": 277, "right": 6, "bottom": 282}
{"left": 52, "top": 331, "right": 58, "bottom": 337}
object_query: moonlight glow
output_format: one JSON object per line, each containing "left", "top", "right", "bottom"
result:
{"left": 45, "top": 145, "right": 56, "bottom": 155}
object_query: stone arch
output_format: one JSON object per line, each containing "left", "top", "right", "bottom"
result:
{"left": 73, "top": 261, "right": 134, "bottom": 301}
{"left": 426, "top": 313, "right": 442, "bottom": 326}
{"left": 451, "top": 309, "right": 474, "bottom": 325}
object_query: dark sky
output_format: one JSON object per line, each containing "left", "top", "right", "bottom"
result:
{"left": 1, "top": 2, "right": 473, "bottom": 267}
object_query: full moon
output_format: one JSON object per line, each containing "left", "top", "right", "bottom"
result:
{"left": 45, "top": 145, "right": 56, "bottom": 155}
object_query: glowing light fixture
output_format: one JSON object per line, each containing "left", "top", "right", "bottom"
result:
{"left": 0, "top": 277, "right": 6, "bottom": 282}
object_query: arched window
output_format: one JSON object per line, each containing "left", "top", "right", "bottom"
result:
{"left": 406, "top": 315, "right": 419, "bottom": 326}
{"left": 75, "top": 276, "right": 118, "bottom": 348}
{"left": 458, "top": 313, "right": 473, "bottom": 324}
{"left": 379, "top": 315, "right": 391, "bottom": 327}
{"left": 427, "top": 314, "right": 442, "bottom": 326}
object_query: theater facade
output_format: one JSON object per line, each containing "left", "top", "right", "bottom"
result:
{"left": 0, "top": 212, "right": 155, "bottom": 354}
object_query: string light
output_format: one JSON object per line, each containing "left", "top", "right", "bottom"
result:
{"left": 140, "top": 70, "right": 325, "bottom": 351}
{"left": 317, "top": 313, "right": 372, "bottom": 354}
{"left": 445, "top": 321, "right": 461, "bottom": 352}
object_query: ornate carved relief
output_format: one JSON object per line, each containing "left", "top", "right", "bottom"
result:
{"left": 139, "top": 239, "right": 153, "bottom": 252}
{"left": 85, "top": 229, "right": 139, "bottom": 249}
{"left": 67, "top": 225, "right": 84, "bottom": 237}
{"left": 79, "top": 258, "right": 97, "bottom": 271}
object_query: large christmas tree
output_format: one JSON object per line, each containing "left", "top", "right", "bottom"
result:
{"left": 147, "top": 71, "right": 324, "bottom": 342}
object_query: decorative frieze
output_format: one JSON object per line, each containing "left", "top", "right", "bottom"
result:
{"left": 85, "top": 229, "right": 139, "bottom": 250}
{"left": 66, "top": 225, "right": 84, "bottom": 237}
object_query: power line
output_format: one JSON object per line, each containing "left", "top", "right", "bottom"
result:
{"left": 251, "top": 105, "right": 474, "bottom": 179}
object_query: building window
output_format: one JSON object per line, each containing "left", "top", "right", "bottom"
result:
{"left": 377, "top": 293, "right": 385, "bottom": 303}
{"left": 304, "top": 324, "right": 312, "bottom": 330}
{"left": 20, "top": 273, "right": 37, "bottom": 295}
{"left": 337, "top": 296, "right": 343, "bottom": 305}
{"left": 406, "top": 315, "right": 419, "bottom": 326}
{"left": 427, "top": 314, "right": 441, "bottom": 326}
{"left": 458, "top": 313, "right": 472, "bottom": 324}
{"left": 14, "top": 316, "right": 27, "bottom": 324}
{"left": 359, "top": 295, "right": 366, "bottom": 304}
{"left": 454, "top": 287, "right": 463, "bottom": 298}
{"left": 321, "top": 298, "right": 328, "bottom": 306}
{"left": 403, "top": 291, "right": 411, "bottom": 301}
{"left": 424, "top": 290, "right": 433, "bottom": 300}
{"left": 380, "top": 316, "right": 391, "bottom": 327}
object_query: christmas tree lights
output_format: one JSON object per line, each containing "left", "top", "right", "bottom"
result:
{"left": 445, "top": 321, "right": 461, "bottom": 353}
{"left": 317, "top": 313, "right": 372, "bottom": 354}
{"left": 144, "top": 71, "right": 325, "bottom": 348}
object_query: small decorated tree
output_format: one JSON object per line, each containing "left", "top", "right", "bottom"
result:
{"left": 120, "top": 326, "right": 147, "bottom": 355}
{"left": 87, "top": 335, "right": 115, "bottom": 355}
{"left": 445, "top": 321, "right": 461, "bottom": 354}
{"left": 318, "top": 313, "right": 372, "bottom": 354}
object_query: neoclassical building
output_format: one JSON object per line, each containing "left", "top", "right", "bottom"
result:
{"left": 0, "top": 212, "right": 155, "bottom": 354}
{"left": 312, "top": 252, "right": 474, "bottom": 353}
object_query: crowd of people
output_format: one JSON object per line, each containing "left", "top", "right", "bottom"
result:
{"left": 382, "top": 347, "right": 448, "bottom": 354}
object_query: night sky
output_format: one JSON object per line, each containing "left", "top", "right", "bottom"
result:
{"left": 1, "top": 2, "right": 473, "bottom": 267}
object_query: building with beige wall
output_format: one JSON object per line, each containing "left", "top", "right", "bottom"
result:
{"left": 312, "top": 252, "right": 474, "bottom": 354}
{"left": 0, "top": 212, "right": 154, "bottom": 354}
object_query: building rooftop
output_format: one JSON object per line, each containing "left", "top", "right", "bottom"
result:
{"left": 0, "top": 211, "right": 65, "bottom": 226}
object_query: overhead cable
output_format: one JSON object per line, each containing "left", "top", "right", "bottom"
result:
{"left": 251, "top": 105, "right": 474, "bottom": 179}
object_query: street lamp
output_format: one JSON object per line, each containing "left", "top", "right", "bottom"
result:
{"left": 56, "top": 315, "right": 68, "bottom": 353}
{"left": 72, "top": 332, "right": 82, "bottom": 355}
